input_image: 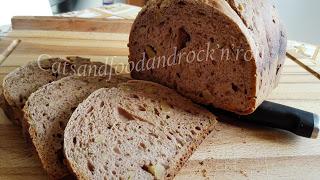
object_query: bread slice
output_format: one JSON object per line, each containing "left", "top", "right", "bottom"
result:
{"left": 64, "top": 80, "right": 217, "bottom": 180}
{"left": 24, "top": 75, "right": 128, "bottom": 179}
{"left": 128, "top": 0, "right": 287, "bottom": 114}
{"left": 3, "top": 56, "right": 113, "bottom": 125}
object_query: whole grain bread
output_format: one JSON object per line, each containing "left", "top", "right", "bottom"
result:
{"left": 23, "top": 75, "right": 128, "bottom": 179}
{"left": 128, "top": 0, "right": 287, "bottom": 114}
{"left": 3, "top": 56, "right": 114, "bottom": 125}
{"left": 64, "top": 80, "right": 216, "bottom": 180}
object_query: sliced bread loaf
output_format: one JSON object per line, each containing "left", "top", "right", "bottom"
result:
{"left": 64, "top": 80, "right": 217, "bottom": 180}
{"left": 128, "top": 0, "right": 287, "bottom": 114}
{"left": 3, "top": 56, "right": 113, "bottom": 125}
{"left": 23, "top": 75, "right": 128, "bottom": 179}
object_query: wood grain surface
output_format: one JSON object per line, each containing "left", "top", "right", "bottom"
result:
{"left": 0, "top": 28, "right": 319, "bottom": 180}
{"left": 12, "top": 16, "right": 133, "bottom": 34}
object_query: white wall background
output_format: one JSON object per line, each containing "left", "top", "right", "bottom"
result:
{"left": 274, "top": 0, "right": 320, "bottom": 44}
{"left": 0, "top": 0, "right": 52, "bottom": 26}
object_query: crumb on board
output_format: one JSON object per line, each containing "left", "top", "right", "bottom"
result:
{"left": 201, "top": 169, "right": 207, "bottom": 177}
{"left": 240, "top": 170, "right": 248, "bottom": 177}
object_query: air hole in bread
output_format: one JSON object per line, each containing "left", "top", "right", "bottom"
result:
{"left": 87, "top": 161, "right": 95, "bottom": 173}
{"left": 160, "top": 121, "right": 165, "bottom": 126}
{"left": 191, "top": 130, "right": 196, "bottom": 135}
{"left": 167, "top": 135, "right": 172, "bottom": 140}
{"left": 149, "top": 133, "right": 159, "bottom": 139}
{"left": 138, "top": 105, "right": 146, "bottom": 111}
{"left": 154, "top": 108, "right": 160, "bottom": 116}
{"left": 139, "top": 142, "right": 147, "bottom": 149}
{"left": 175, "top": 136, "right": 184, "bottom": 146}
{"left": 276, "top": 64, "right": 282, "bottom": 75}
{"left": 195, "top": 126, "right": 201, "bottom": 131}
{"left": 131, "top": 94, "right": 139, "bottom": 99}
{"left": 87, "top": 106, "right": 94, "bottom": 113}
{"left": 73, "top": 137, "right": 77, "bottom": 144}
{"left": 259, "top": 52, "right": 263, "bottom": 58}
{"left": 113, "top": 147, "right": 121, "bottom": 154}
{"left": 100, "top": 101, "right": 105, "bottom": 107}
{"left": 176, "top": 27, "right": 190, "bottom": 52}
{"left": 231, "top": 83, "right": 239, "bottom": 92}
{"left": 145, "top": 45, "right": 157, "bottom": 59}
{"left": 118, "top": 107, "right": 135, "bottom": 121}
{"left": 166, "top": 115, "right": 170, "bottom": 119}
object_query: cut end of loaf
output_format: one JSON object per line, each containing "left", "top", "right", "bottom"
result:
{"left": 128, "top": 0, "right": 259, "bottom": 114}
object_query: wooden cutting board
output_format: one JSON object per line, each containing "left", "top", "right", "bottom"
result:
{"left": 0, "top": 17, "right": 320, "bottom": 180}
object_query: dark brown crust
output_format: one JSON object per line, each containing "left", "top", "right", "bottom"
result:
{"left": 0, "top": 86, "right": 22, "bottom": 125}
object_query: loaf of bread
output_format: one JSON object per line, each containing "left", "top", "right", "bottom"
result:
{"left": 2, "top": 56, "right": 113, "bottom": 125}
{"left": 64, "top": 80, "right": 216, "bottom": 179}
{"left": 24, "top": 75, "right": 129, "bottom": 179}
{"left": 128, "top": 0, "right": 287, "bottom": 114}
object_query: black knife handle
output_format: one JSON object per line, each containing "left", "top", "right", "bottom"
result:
{"left": 240, "top": 101, "right": 319, "bottom": 138}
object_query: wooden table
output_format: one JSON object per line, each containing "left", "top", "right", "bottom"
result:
{"left": 0, "top": 17, "right": 320, "bottom": 180}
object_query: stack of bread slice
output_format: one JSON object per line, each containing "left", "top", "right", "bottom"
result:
{"left": 1, "top": 57, "right": 217, "bottom": 179}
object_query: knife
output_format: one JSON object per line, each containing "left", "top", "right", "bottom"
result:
{"left": 212, "top": 101, "right": 319, "bottom": 139}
